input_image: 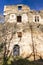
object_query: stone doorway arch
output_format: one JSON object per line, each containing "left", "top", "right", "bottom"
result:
{"left": 13, "top": 44, "right": 20, "bottom": 56}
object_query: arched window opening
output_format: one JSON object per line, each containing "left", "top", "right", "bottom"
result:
{"left": 13, "top": 45, "right": 20, "bottom": 56}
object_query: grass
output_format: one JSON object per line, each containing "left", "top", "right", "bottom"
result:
{"left": 2, "top": 56, "right": 43, "bottom": 65}
{"left": 10, "top": 58, "right": 43, "bottom": 65}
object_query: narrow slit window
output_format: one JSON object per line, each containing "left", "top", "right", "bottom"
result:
{"left": 37, "top": 16, "right": 39, "bottom": 22}
{"left": 35, "top": 16, "right": 37, "bottom": 22}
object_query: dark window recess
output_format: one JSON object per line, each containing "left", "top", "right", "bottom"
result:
{"left": 18, "top": 6, "right": 22, "bottom": 10}
{"left": 4, "top": 15, "right": 5, "bottom": 17}
{"left": 37, "top": 17, "right": 39, "bottom": 22}
{"left": 13, "top": 45, "right": 20, "bottom": 56}
{"left": 17, "top": 16, "right": 21, "bottom": 22}
{"left": 35, "top": 16, "right": 37, "bottom": 22}
{"left": 17, "top": 32, "right": 22, "bottom": 38}
{"left": 35, "top": 20, "right": 36, "bottom": 22}
{"left": 35, "top": 16, "right": 39, "bottom": 22}
{"left": 37, "top": 24, "right": 40, "bottom": 28}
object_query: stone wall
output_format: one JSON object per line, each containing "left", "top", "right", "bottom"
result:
{"left": 0, "top": 4, "right": 43, "bottom": 61}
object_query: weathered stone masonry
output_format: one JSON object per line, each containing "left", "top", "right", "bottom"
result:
{"left": 0, "top": 4, "right": 43, "bottom": 60}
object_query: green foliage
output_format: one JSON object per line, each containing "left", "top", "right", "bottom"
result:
{"left": 2, "top": 56, "right": 43, "bottom": 65}
{"left": 0, "top": 55, "right": 43, "bottom": 65}
{"left": 9, "top": 57, "right": 43, "bottom": 65}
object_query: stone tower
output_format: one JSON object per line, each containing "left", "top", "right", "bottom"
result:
{"left": 3, "top": 4, "right": 43, "bottom": 60}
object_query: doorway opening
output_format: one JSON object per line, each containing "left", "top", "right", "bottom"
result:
{"left": 13, "top": 44, "right": 20, "bottom": 56}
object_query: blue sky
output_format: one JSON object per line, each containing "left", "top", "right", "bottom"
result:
{"left": 0, "top": 0, "right": 43, "bottom": 14}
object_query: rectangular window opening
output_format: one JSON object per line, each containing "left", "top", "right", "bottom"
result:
{"left": 35, "top": 16, "right": 39, "bottom": 22}
{"left": 18, "top": 6, "right": 22, "bottom": 10}
{"left": 17, "top": 32, "right": 22, "bottom": 38}
{"left": 17, "top": 16, "right": 21, "bottom": 22}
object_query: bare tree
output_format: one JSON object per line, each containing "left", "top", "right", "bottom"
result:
{"left": 1, "top": 23, "right": 16, "bottom": 65}
{"left": 30, "top": 25, "right": 35, "bottom": 61}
